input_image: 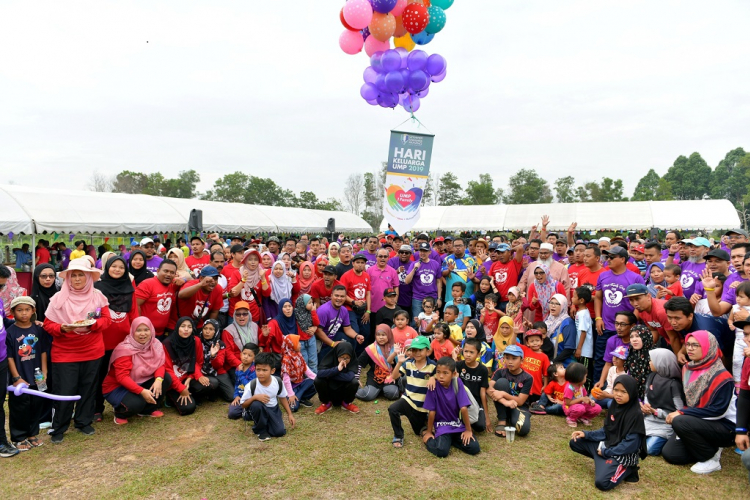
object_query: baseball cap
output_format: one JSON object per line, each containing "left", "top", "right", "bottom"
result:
{"left": 444, "top": 235, "right": 454, "bottom": 241}
{"left": 383, "top": 287, "right": 398, "bottom": 297}
{"left": 724, "top": 228, "right": 749, "bottom": 238}
{"left": 267, "top": 236, "right": 280, "bottom": 243}
{"left": 235, "top": 300, "right": 250, "bottom": 311}
{"left": 199, "top": 265, "right": 220, "bottom": 278}
{"left": 379, "top": 238, "right": 387, "bottom": 244}
{"left": 632, "top": 244, "right": 645, "bottom": 254}
{"left": 603, "top": 246, "right": 629, "bottom": 259}
{"left": 191, "top": 235, "right": 205, "bottom": 243}
{"left": 398, "top": 244, "right": 413, "bottom": 253}
{"left": 352, "top": 253, "right": 367, "bottom": 262}
{"left": 417, "top": 233, "right": 429, "bottom": 241}
{"left": 488, "top": 242, "right": 499, "bottom": 251}
{"left": 733, "top": 319, "right": 750, "bottom": 330}
{"left": 140, "top": 237, "right": 155, "bottom": 246}
{"left": 589, "top": 238, "right": 599, "bottom": 244}
{"left": 410, "top": 336, "right": 430, "bottom": 350}
{"left": 497, "top": 243, "right": 511, "bottom": 252}
{"left": 323, "top": 265, "right": 337, "bottom": 275}
{"left": 683, "top": 237, "right": 711, "bottom": 248}
{"left": 503, "top": 345, "right": 524, "bottom": 358}
{"left": 523, "top": 329, "right": 543, "bottom": 340}
{"left": 417, "top": 242, "right": 430, "bottom": 251}
{"left": 433, "top": 236, "right": 445, "bottom": 243}
{"left": 610, "top": 345, "right": 629, "bottom": 360}
{"left": 706, "top": 248, "right": 730, "bottom": 261}
{"left": 625, "top": 283, "right": 648, "bottom": 297}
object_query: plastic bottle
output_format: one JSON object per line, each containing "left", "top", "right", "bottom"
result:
{"left": 34, "top": 368, "right": 47, "bottom": 392}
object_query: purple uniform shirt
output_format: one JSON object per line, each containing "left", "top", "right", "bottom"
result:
{"left": 603, "top": 335, "right": 629, "bottom": 364}
{"left": 596, "top": 270, "right": 645, "bottom": 331}
{"left": 316, "top": 301, "right": 351, "bottom": 339}
{"left": 387, "top": 256, "right": 414, "bottom": 308}
{"left": 145, "top": 255, "right": 163, "bottom": 274}
{"left": 357, "top": 250, "right": 378, "bottom": 270}
{"left": 422, "top": 378, "right": 471, "bottom": 438}
{"left": 721, "top": 272, "right": 748, "bottom": 306}
{"left": 679, "top": 261, "right": 706, "bottom": 299}
{"left": 407, "top": 259, "right": 442, "bottom": 302}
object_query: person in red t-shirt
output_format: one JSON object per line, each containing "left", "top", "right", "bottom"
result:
{"left": 221, "top": 244, "right": 245, "bottom": 280}
{"left": 340, "top": 255, "right": 372, "bottom": 343}
{"left": 567, "top": 242, "right": 588, "bottom": 290}
{"left": 578, "top": 247, "right": 606, "bottom": 318}
{"left": 626, "top": 284, "right": 682, "bottom": 355}
{"left": 519, "top": 330, "right": 550, "bottom": 400}
{"left": 185, "top": 236, "right": 211, "bottom": 274}
{"left": 173, "top": 265, "right": 224, "bottom": 330}
{"left": 311, "top": 265, "right": 341, "bottom": 307}
{"left": 135, "top": 260, "right": 182, "bottom": 337}
{"left": 488, "top": 242, "right": 524, "bottom": 306}
{"left": 226, "top": 249, "right": 271, "bottom": 324}
{"left": 35, "top": 240, "right": 51, "bottom": 265}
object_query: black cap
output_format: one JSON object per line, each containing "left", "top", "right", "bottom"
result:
{"left": 724, "top": 228, "right": 749, "bottom": 238}
{"left": 417, "top": 233, "right": 429, "bottom": 241}
{"left": 706, "top": 248, "right": 730, "bottom": 261}
{"left": 602, "top": 246, "right": 629, "bottom": 259}
{"left": 734, "top": 320, "right": 750, "bottom": 330}
{"left": 444, "top": 235, "right": 454, "bottom": 241}
{"left": 417, "top": 242, "right": 430, "bottom": 251}
{"left": 352, "top": 253, "right": 368, "bottom": 262}
{"left": 383, "top": 287, "right": 398, "bottom": 297}
{"left": 323, "top": 265, "right": 336, "bottom": 275}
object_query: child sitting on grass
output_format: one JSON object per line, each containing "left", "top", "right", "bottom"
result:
{"left": 422, "top": 357, "right": 480, "bottom": 458}
{"left": 519, "top": 329, "right": 550, "bottom": 404}
{"left": 431, "top": 322, "right": 454, "bottom": 361}
{"left": 531, "top": 363, "right": 566, "bottom": 416}
{"left": 487, "top": 345, "right": 532, "bottom": 439}
{"left": 594, "top": 346, "right": 629, "bottom": 409}
{"left": 356, "top": 324, "right": 399, "bottom": 402}
{"left": 457, "top": 338, "right": 492, "bottom": 433}
{"left": 563, "top": 362, "right": 602, "bottom": 428}
{"left": 228, "top": 343, "right": 258, "bottom": 420}
{"left": 239, "top": 352, "right": 295, "bottom": 441}
{"left": 281, "top": 335, "right": 317, "bottom": 412}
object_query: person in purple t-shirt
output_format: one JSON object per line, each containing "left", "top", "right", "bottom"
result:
{"left": 704, "top": 244, "right": 750, "bottom": 317}
{"left": 387, "top": 245, "right": 414, "bottom": 312}
{"left": 405, "top": 243, "right": 443, "bottom": 328}
{"left": 422, "top": 357, "right": 479, "bottom": 458}
{"left": 415, "top": 233, "right": 441, "bottom": 262}
{"left": 594, "top": 246, "right": 644, "bottom": 383}
{"left": 690, "top": 249, "right": 730, "bottom": 303}
{"left": 594, "top": 311, "right": 634, "bottom": 390}
{"left": 669, "top": 237, "right": 709, "bottom": 299}
{"left": 356, "top": 236, "right": 380, "bottom": 270}
{"left": 315, "top": 285, "right": 360, "bottom": 362}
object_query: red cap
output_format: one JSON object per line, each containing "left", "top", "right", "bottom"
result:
{"left": 434, "top": 236, "right": 445, "bottom": 242}
{"left": 379, "top": 238, "right": 387, "bottom": 244}
{"left": 633, "top": 244, "right": 645, "bottom": 254}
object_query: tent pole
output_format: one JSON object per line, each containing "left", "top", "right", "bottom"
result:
{"left": 31, "top": 234, "right": 36, "bottom": 268}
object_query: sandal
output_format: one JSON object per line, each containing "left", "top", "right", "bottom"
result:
{"left": 27, "top": 436, "right": 43, "bottom": 448}
{"left": 14, "top": 440, "right": 32, "bottom": 451}
{"left": 494, "top": 425, "right": 506, "bottom": 438}
{"left": 392, "top": 437, "right": 404, "bottom": 448}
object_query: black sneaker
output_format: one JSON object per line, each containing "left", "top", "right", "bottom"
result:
{"left": 625, "top": 467, "right": 640, "bottom": 483}
{"left": 78, "top": 425, "right": 95, "bottom": 436}
{"left": 299, "top": 399, "right": 313, "bottom": 408}
{"left": 257, "top": 432, "right": 271, "bottom": 442}
{"left": 50, "top": 434, "right": 64, "bottom": 445}
{"left": 0, "top": 443, "right": 19, "bottom": 458}
{"left": 93, "top": 413, "right": 103, "bottom": 423}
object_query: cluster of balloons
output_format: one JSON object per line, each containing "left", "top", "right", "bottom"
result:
{"left": 360, "top": 48, "right": 447, "bottom": 112}
{"left": 339, "top": 0, "right": 454, "bottom": 56}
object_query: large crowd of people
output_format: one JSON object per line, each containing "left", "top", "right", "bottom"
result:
{"left": 2, "top": 221, "right": 750, "bottom": 490}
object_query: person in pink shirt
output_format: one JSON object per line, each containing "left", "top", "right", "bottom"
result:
{"left": 367, "top": 248, "right": 400, "bottom": 323}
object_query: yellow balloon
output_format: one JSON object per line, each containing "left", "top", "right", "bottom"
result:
{"left": 394, "top": 34, "right": 416, "bottom": 52}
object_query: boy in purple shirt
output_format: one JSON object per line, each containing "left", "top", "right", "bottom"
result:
{"left": 422, "top": 357, "right": 479, "bottom": 458}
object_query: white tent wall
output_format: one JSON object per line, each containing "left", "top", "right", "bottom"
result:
{"left": 380, "top": 200, "right": 741, "bottom": 232}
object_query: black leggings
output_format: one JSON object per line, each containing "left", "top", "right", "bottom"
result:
{"left": 0, "top": 359, "right": 8, "bottom": 444}
{"left": 95, "top": 349, "right": 114, "bottom": 415}
{"left": 662, "top": 414, "right": 736, "bottom": 464}
{"left": 51, "top": 358, "right": 102, "bottom": 436}
{"left": 110, "top": 374, "right": 173, "bottom": 419}
{"left": 314, "top": 377, "right": 359, "bottom": 406}
{"left": 166, "top": 378, "right": 218, "bottom": 416}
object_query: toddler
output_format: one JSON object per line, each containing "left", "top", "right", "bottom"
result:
{"left": 228, "top": 343, "right": 258, "bottom": 419}
{"left": 416, "top": 297, "right": 439, "bottom": 336}
{"left": 392, "top": 310, "right": 418, "bottom": 346}
{"left": 430, "top": 323, "right": 454, "bottom": 361}
{"left": 563, "top": 362, "right": 602, "bottom": 427}
{"left": 239, "top": 352, "right": 295, "bottom": 441}
{"left": 531, "top": 363, "right": 566, "bottom": 416}
{"left": 594, "top": 346, "right": 628, "bottom": 409}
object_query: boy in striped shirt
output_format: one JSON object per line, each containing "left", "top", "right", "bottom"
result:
{"left": 388, "top": 336, "right": 436, "bottom": 448}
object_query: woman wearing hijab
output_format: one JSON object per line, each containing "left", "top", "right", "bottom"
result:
{"left": 0, "top": 267, "right": 26, "bottom": 317}
{"left": 227, "top": 249, "right": 270, "bottom": 328}
{"left": 128, "top": 250, "right": 154, "bottom": 286}
{"left": 493, "top": 316, "right": 516, "bottom": 357}
{"left": 297, "top": 261, "right": 316, "bottom": 296}
{"left": 101, "top": 317, "right": 170, "bottom": 425}
{"left": 356, "top": 324, "right": 399, "bottom": 402}
{"left": 527, "top": 264, "right": 565, "bottom": 323}
{"left": 641, "top": 348, "right": 685, "bottom": 456}
{"left": 624, "top": 324, "right": 654, "bottom": 399}
{"left": 314, "top": 342, "right": 360, "bottom": 415}
{"left": 281, "top": 335, "right": 318, "bottom": 412}
{"left": 327, "top": 242, "right": 341, "bottom": 267}
{"left": 265, "top": 261, "right": 298, "bottom": 320}
{"left": 166, "top": 247, "right": 194, "bottom": 281}
{"left": 570, "top": 374, "right": 647, "bottom": 491}
{"left": 262, "top": 298, "right": 299, "bottom": 370}
{"left": 662, "top": 330, "right": 736, "bottom": 474}
{"left": 43, "top": 257, "right": 112, "bottom": 444}
{"left": 98, "top": 251, "right": 117, "bottom": 271}
{"left": 314, "top": 257, "right": 329, "bottom": 281}
{"left": 545, "top": 294, "right": 574, "bottom": 364}
{"left": 199, "top": 319, "right": 238, "bottom": 402}
{"left": 162, "top": 317, "right": 217, "bottom": 415}
{"left": 222, "top": 300, "right": 259, "bottom": 362}
{"left": 93, "top": 256, "right": 137, "bottom": 421}
{"left": 645, "top": 263, "right": 666, "bottom": 298}
{"left": 30, "top": 264, "right": 60, "bottom": 322}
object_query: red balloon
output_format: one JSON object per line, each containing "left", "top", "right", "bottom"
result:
{"left": 402, "top": 4, "right": 429, "bottom": 35}
{"left": 340, "top": 7, "right": 358, "bottom": 31}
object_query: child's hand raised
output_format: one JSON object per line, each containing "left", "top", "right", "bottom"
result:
{"left": 338, "top": 359, "right": 348, "bottom": 371}
{"left": 571, "top": 431, "right": 585, "bottom": 441}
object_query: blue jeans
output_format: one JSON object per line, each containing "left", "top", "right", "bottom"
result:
{"left": 411, "top": 299, "right": 423, "bottom": 329}
{"left": 647, "top": 436, "right": 668, "bottom": 456}
{"left": 348, "top": 310, "right": 367, "bottom": 354}
{"left": 539, "top": 393, "right": 564, "bottom": 416}
{"left": 597, "top": 398, "right": 613, "bottom": 410}
{"left": 594, "top": 329, "right": 615, "bottom": 384}
{"left": 300, "top": 338, "right": 318, "bottom": 373}
{"left": 289, "top": 379, "right": 317, "bottom": 412}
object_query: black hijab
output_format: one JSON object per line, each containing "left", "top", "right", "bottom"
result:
{"left": 474, "top": 276, "right": 492, "bottom": 305}
{"left": 94, "top": 257, "right": 134, "bottom": 313}
{"left": 128, "top": 250, "right": 154, "bottom": 286}
{"left": 319, "top": 341, "right": 357, "bottom": 374}
{"left": 30, "top": 263, "right": 59, "bottom": 321}
{"left": 164, "top": 317, "right": 197, "bottom": 373}
{"left": 604, "top": 375, "right": 647, "bottom": 459}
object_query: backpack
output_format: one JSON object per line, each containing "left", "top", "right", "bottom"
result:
{"left": 249, "top": 376, "right": 283, "bottom": 397}
{"left": 452, "top": 377, "right": 479, "bottom": 424}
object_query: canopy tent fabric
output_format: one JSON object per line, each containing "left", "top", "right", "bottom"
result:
{"left": 0, "top": 185, "right": 372, "bottom": 234}
{"left": 381, "top": 200, "right": 741, "bottom": 232}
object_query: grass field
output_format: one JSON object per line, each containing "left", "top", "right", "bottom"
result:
{"left": 2, "top": 387, "right": 747, "bottom": 500}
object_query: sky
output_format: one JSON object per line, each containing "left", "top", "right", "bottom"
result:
{"left": 1, "top": 1, "right": 749, "bottom": 201}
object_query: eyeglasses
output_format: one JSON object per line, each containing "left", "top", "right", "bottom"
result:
{"left": 39, "top": 274, "right": 56, "bottom": 280}
{"left": 235, "top": 312, "right": 249, "bottom": 318}
{"left": 606, "top": 255, "right": 621, "bottom": 260}
{"left": 377, "top": 256, "right": 388, "bottom": 259}
{"left": 549, "top": 301, "right": 560, "bottom": 306}
{"left": 398, "top": 251, "right": 410, "bottom": 255}
{"left": 614, "top": 322, "right": 631, "bottom": 327}
{"left": 685, "top": 342, "right": 701, "bottom": 349}
{"left": 533, "top": 271, "right": 546, "bottom": 275}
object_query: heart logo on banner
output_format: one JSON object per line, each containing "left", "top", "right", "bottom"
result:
{"left": 604, "top": 289, "right": 623, "bottom": 306}
{"left": 395, "top": 190, "right": 417, "bottom": 208}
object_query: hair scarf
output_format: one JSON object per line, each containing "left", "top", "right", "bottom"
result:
{"left": 314, "top": 257, "right": 328, "bottom": 279}
{"left": 327, "top": 242, "right": 341, "bottom": 267}
{"left": 603, "top": 374, "right": 648, "bottom": 463}
{"left": 505, "top": 286, "right": 522, "bottom": 318}
{"left": 474, "top": 276, "right": 492, "bottom": 306}
{"left": 200, "top": 319, "right": 223, "bottom": 376}
{"left": 646, "top": 262, "right": 666, "bottom": 297}
{"left": 319, "top": 341, "right": 357, "bottom": 374}
{"left": 682, "top": 330, "right": 733, "bottom": 408}
{"left": 30, "top": 264, "right": 59, "bottom": 321}
{"left": 225, "top": 308, "right": 258, "bottom": 349}
{"left": 108, "top": 317, "right": 165, "bottom": 384}
{"left": 645, "top": 348, "right": 684, "bottom": 413}
{"left": 167, "top": 247, "right": 194, "bottom": 280}
{"left": 260, "top": 251, "right": 276, "bottom": 268}
{"left": 274, "top": 298, "right": 298, "bottom": 335}
{"left": 625, "top": 323, "right": 654, "bottom": 399}
{"left": 128, "top": 250, "right": 154, "bottom": 286}
{"left": 270, "top": 261, "right": 293, "bottom": 304}
{"left": 241, "top": 249, "right": 264, "bottom": 293}
{"left": 365, "top": 324, "right": 395, "bottom": 384}
{"left": 45, "top": 267, "right": 109, "bottom": 326}
{"left": 1, "top": 267, "right": 27, "bottom": 316}
{"left": 281, "top": 334, "right": 306, "bottom": 384}
{"left": 164, "top": 317, "right": 197, "bottom": 375}
{"left": 294, "top": 295, "right": 314, "bottom": 332}
{"left": 544, "top": 293, "right": 570, "bottom": 339}
{"left": 297, "top": 261, "right": 316, "bottom": 294}
{"left": 533, "top": 264, "right": 558, "bottom": 318}
{"left": 94, "top": 257, "right": 134, "bottom": 313}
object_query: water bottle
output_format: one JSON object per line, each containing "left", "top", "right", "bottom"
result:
{"left": 34, "top": 368, "right": 47, "bottom": 392}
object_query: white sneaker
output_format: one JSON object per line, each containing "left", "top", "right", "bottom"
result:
{"left": 690, "top": 449, "right": 723, "bottom": 474}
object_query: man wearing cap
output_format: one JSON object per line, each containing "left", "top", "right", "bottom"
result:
{"left": 367, "top": 247, "right": 399, "bottom": 318}
{"left": 415, "top": 233, "right": 442, "bottom": 262}
{"left": 135, "top": 260, "right": 179, "bottom": 337}
{"left": 185, "top": 236, "right": 210, "bottom": 275}
{"left": 311, "top": 266, "right": 341, "bottom": 308}
{"left": 407, "top": 242, "right": 444, "bottom": 325}
{"left": 597, "top": 237, "right": 611, "bottom": 261}
{"left": 593, "top": 245, "right": 645, "bottom": 383}
{"left": 172, "top": 265, "right": 223, "bottom": 330}
{"left": 433, "top": 237, "right": 446, "bottom": 261}
{"left": 441, "top": 238, "right": 478, "bottom": 301}
{"left": 627, "top": 284, "right": 681, "bottom": 355}
{"left": 265, "top": 236, "right": 280, "bottom": 257}
{"left": 443, "top": 236, "right": 454, "bottom": 256}
{"left": 724, "top": 228, "right": 749, "bottom": 248}
{"left": 518, "top": 242, "right": 570, "bottom": 298}
{"left": 689, "top": 248, "right": 731, "bottom": 304}
{"left": 340, "top": 255, "right": 372, "bottom": 348}
{"left": 357, "top": 236, "right": 380, "bottom": 270}
{"left": 388, "top": 245, "right": 415, "bottom": 315}
{"left": 702, "top": 243, "right": 750, "bottom": 318}
{"left": 668, "top": 237, "right": 710, "bottom": 299}
{"left": 140, "top": 238, "right": 163, "bottom": 274}
{"left": 488, "top": 242, "right": 524, "bottom": 310}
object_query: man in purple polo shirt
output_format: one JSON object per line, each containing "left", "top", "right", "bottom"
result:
{"left": 668, "top": 237, "right": 709, "bottom": 299}
{"left": 357, "top": 236, "right": 380, "bottom": 270}
{"left": 315, "top": 285, "right": 361, "bottom": 360}
{"left": 690, "top": 249, "right": 730, "bottom": 303}
{"left": 705, "top": 243, "right": 750, "bottom": 317}
{"left": 387, "top": 245, "right": 414, "bottom": 315}
{"left": 405, "top": 242, "right": 443, "bottom": 327}
{"left": 594, "top": 245, "right": 645, "bottom": 383}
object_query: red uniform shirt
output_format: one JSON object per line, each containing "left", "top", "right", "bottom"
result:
{"left": 101, "top": 355, "right": 166, "bottom": 395}
{"left": 171, "top": 279, "right": 224, "bottom": 330}
{"left": 567, "top": 263, "right": 587, "bottom": 290}
{"left": 520, "top": 345, "right": 550, "bottom": 396}
{"left": 489, "top": 259, "right": 523, "bottom": 302}
{"left": 578, "top": 266, "right": 606, "bottom": 318}
{"left": 185, "top": 253, "right": 211, "bottom": 274}
{"left": 102, "top": 293, "right": 139, "bottom": 351}
{"left": 43, "top": 306, "right": 112, "bottom": 363}
{"left": 310, "top": 278, "right": 342, "bottom": 305}
{"left": 637, "top": 298, "right": 672, "bottom": 343}
{"left": 135, "top": 278, "right": 177, "bottom": 336}
{"left": 340, "top": 270, "right": 371, "bottom": 312}
{"left": 227, "top": 269, "right": 270, "bottom": 320}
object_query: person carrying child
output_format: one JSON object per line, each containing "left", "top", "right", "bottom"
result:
{"left": 563, "top": 362, "right": 602, "bottom": 427}
{"left": 416, "top": 297, "right": 439, "bottom": 336}
{"left": 281, "top": 335, "right": 317, "bottom": 412}
{"left": 314, "top": 342, "right": 360, "bottom": 415}
{"left": 239, "top": 352, "right": 295, "bottom": 441}
{"left": 641, "top": 348, "right": 684, "bottom": 456}
{"left": 656, "top": 264, "right": 683, "bottom": 299}
{"left": 457, "top": 338, "right": 492, "bottom": 432}
{"left": 593, "top": 346, "right": 629, "bottom": 409}
{"left": 356, "top": 324, "right": 400, "bottom": 402}
{"left": 228, "top": 343, "right": 258, "bottom": 420}
{"left": 487, "top": 345, "right": 532, "bottom": 438}
{"left": 421, "top": 357, "right": 481, "bottom": 458}
{"left": 570, "top": 374, "right": 647, "bottom": 491}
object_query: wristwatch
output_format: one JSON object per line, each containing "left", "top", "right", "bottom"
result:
{"left": 11, "top": 376, "right": 21, "bottom": 383}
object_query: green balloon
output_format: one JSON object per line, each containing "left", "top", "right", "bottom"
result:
{"left": 431, "top": 0, "right": 454, "bottom": 10}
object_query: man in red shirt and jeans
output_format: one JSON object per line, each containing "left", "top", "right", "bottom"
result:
{"left": 340, "top": 254, "right": 371, "bottom": 352}
{"left": 627, "top": 283, "right": 682, "bottom": 355}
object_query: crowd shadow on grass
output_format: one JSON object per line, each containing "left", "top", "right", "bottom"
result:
{"left": 2, "top": 390, "right": 748, "bottom": 499}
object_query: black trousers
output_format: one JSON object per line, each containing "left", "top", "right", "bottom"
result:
{"left": 95, "top": 349, "right": 114, "bottom": 415}
{"left": 248, "top": 401, "right": 286, "bottom": 437}
{"left": 207, "top": 373, "right": 235, "bottom": 402}
{"left": 111, "top": 374, "right": 173, "bottom": 419}
{"left": 0, "top": 359, "right": 8, "bottom": 444}
{"left": 8, "top": 383, "right": 44, "bottom": 442}
{"left": 426, "top": 432, "right": 481, "bottom": 458}
{"left": 166, "top": 378, "right": 216, "bottom": 416}
{"left": 388, "top": 397, "right": 428, "bottom": 440}
{"left": 569, "top": 438, "right": 636, "bottom": 491}
{"left": 471, "top": 408, "right": 487, "bottom": 433}
{"left": 314, "top": 377, "right": 358, "bottom": 406}
{"left": 51, "top": 358, "right": 102, "bottom": 436}
{"left": 662, "top": 415, "right": 736, "bottom": 464}
{"left": 492, "top": 378, "right": 531, "bottom": 436}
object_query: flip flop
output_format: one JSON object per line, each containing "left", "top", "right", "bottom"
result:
{"left": 494, "top": 425, "right": 506, "bottom": 438}
{"left": 392, "top": 437, "right": 404, "bottom": 448}
{"left": 27, "top": 436, "right": 43, "bottom": 448}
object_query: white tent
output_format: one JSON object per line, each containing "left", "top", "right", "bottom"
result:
{"left": 0, "top": 185, "right": 372, "bottom": 234}
{"left": 381, "top": 200, "right": 741, "bottom": 232}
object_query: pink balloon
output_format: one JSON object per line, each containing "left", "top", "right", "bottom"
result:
{"left": 391, "top": 0, "right": 408, "bottom": 17}
{"left": 339, "top": 29, "right": 364, "bottom": 55}
{"left": 343, "top": 0, "right": 374, "bottom": 30}
{"left": 364, "top": 36, "right": 391, "bottom": 57}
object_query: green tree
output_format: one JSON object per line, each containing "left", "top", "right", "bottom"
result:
{"left": 631, "top": 169, "right": 661, "bottom": 201}
{"left": 655, "top": 178, "right": 674, "bottom": 201}
{"left": 203, "top": 172, "right": 294, "bottom": 206}
{"left": 422, "top": 173, "right": 435, "bottom": 206}
{"left": 437, "top": 172, "right": 463, "bottom": 206}
{"left": 576, "top": 177, "right": 627, "bottom": 202}
{"left": 112, "top": 170, "right": 149, "bottom": 194}
{"left": 711, "top": 148, "right": 748, "bottom": 208}
{"left": 554, "top": 176, "right": 577, "bottom": 203}
{"left": 112, "top": 169, "right": 200, "bottom": 198}
{"left": 463, "top": 173, "right": 501, "bottom": 205}
{"left": 160, "top": 170, "right": 200, "bottom": 199}
{"left": 502, "top": 169, "right": 552, "bottom": 205}
{"left": 663, "top": 152, "right": 711, "bottom": 200}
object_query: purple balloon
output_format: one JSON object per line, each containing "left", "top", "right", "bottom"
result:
{"left": 372, "top": 0, "right": 398, "bottom": 14}
{"left": 408, "top": 70, "right": 429, "bottom": 92}
{"left": 425, "top": 54, "right": 446, "bottom": 77}
{"left": 402, "top": 94, "right": 421, "bottom": 113}
{"left": 431, "top": 68, "right": 447, "bottom": 83}
{"left": 381, "top": 49, "right": 401, "bottom": 72}
{"left": 384, "top": 70, "right": 405, "bottom": 93}
{"left": 417, "top": 86, "right": 429, "bottom": 98}
{"left": 360, "top": 82, "right": 379, "bottom": 101}
{"left": 7, "top": 384, "right": 81, "bottom": 401}
{"left": 378, "top": 93, "right": 398, "bottom": 108}
{"left": 367, "top": 98, "right": 379, "bottom": 106}
{"left": 363, "top": 66, "right": 378, "bottom": 84}
{"left": 407, "top": 50, "right": 428, "bottom": 71}
{"left": 375, "top": 74, "right": 387, "bottom": 92}
{"left": 361, "top": 27, "right": 371, "bottom": 41}
{"left": 400, "top": 68, "right": 410, "bottom": 85}
{"left": 370, "top": 51, "right": 385, "bottom": 73}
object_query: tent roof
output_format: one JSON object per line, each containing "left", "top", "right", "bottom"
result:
{"left": 0, "top": 185, "right": 372, "bottom": 234}
{"left": 381, "top": 200, "right": 741, "bottom": 232}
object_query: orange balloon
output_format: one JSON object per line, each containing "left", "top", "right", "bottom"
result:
{"left": 369, "top": 12, "right": 396, "bottom": 42}
{"left": 394, "top": 33, "right": 416, "bottom": 51}
{"left": 394, "top": 16, "right": 408, "bottom": 38}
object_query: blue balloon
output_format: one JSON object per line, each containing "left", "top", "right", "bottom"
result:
{"left": 431, "top": 0, "right": 454, "bottom": 9}
{"left": 425, "top": 6, "right": 446, "bottom": 34}
{"left": 408, "top": 70, "right": 429, "bottom": 92}
{"left": 384, "top": 71, "right": 405, "bottom": 93}
{"left": 381, "top": 49, "right": 401, "bottom": 72}
{"left": 371, "top": 0, "right": 398, "bottom": 14}
{"left": 411, "top": 30, "right": 435, "bottom": 45}
{"left": 406, "top": 50, "right": 427, "bottom": 71}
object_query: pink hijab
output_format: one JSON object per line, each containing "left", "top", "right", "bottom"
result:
{"left": 45, "top": 258, "right": 109, "bottom": 325}
{"left": 109, "top": 317, "right": 165, "bottom": 384}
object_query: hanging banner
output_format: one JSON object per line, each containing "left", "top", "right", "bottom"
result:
{"left": 382, "top": 129, "right": 434, "bottom": 236}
